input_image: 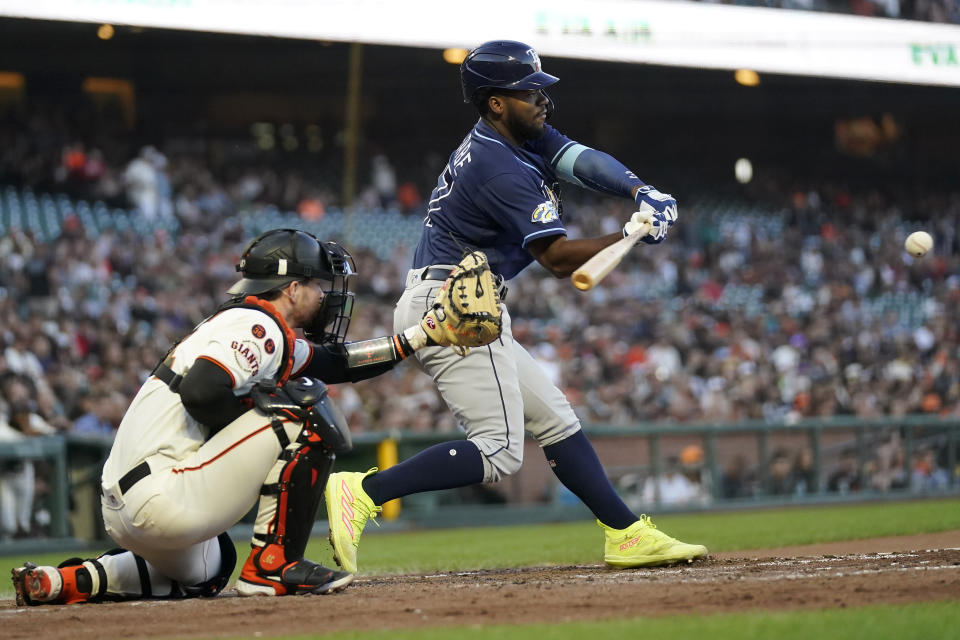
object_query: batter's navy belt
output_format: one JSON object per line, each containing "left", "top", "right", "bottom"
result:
{"left": 418, "top": 266, "right": 508, "bottom": 301}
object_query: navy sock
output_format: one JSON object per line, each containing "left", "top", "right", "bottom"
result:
{"left": 543, "top": 430, "right": 637, "bottom": 530}
{"left": 361, "top": 440, "right": 485, "bottom": 505}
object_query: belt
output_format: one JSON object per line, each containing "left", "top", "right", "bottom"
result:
{"left": 418, "top": 266, "right": 508, "bottom": 301}
{"left": 421, "top": 266, "right": 455, "bottom": 282}
{"left": 118, "top": 461, "right": 151, "bottom": 495}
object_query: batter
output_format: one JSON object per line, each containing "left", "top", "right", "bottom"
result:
{"left": 326, "top": 41, "right": 707, "bottom": 572}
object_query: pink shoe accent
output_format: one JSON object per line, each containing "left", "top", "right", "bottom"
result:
{"left": 619, "top": 535, "right": 643, "bottom": 552}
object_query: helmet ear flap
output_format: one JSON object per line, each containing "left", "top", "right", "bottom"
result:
{"left": 541, "top": 91, "right": 556, "bottom": 120}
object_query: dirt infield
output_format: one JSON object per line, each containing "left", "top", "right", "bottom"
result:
{"left": 4, "top": 531, "right": 959, "bottom": 639}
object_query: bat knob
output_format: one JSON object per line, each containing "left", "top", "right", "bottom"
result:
{"left": 571, "top": 273, "right": 593, "bottom": 291}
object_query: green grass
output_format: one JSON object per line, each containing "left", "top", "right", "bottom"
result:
{"left": 2, "top": 498, "right": 959, "bottom": 599}
{"left": 256, "top": 601, "right": 960, "bottom": 640}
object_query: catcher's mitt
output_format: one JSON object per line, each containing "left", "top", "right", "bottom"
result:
{"left": 420, "top": 251, "right": 503, "bottom": 356}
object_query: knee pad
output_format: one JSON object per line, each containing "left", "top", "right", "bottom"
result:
{"left": 252, "top": 377, "right": 352, "bottom": 454}
{"left": 181, "top": 532, "right": 237, "bottom": 598}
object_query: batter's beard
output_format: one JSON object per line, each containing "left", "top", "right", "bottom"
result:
{"left": 506, "top": 114, "right": 545, "bottom": 142}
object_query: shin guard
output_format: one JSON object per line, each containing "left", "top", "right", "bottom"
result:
{"left": 252, "top": 431, "right": 335, "bottom": 565}
{"left": 241, "top": 430, "right": 342, "bottom": 595}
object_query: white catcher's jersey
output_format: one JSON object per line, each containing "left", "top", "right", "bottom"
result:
{"left": 103, "top": 305, "right": 312, "bottom": 486}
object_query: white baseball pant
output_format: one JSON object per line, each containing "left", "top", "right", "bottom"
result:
{"left": 394, "top": 268, "right": 581, "bottom": 483}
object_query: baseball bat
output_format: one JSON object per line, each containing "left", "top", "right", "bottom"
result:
{"left": 571, "top": 222, "right": 651, "bottom": 291}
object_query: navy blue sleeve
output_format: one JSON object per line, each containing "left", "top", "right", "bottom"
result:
{"left": 527, "top": 125, "right": 578, "bottom": 168}
{"left": 556, "top": 146, "right": 644, "bottom": 199}
{"left": 530, "top": 125, "right": 643, "bottom": 200}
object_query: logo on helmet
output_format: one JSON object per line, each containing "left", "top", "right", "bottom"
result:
{"left": 526, "top": 48, "right": 541, "bottom": 72}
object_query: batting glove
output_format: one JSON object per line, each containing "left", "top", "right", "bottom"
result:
{"left": 635, "top": 185, "right": 678, "bottom": 227}
{"left": 623, "top": 208, "right": 668, "bottom": 245}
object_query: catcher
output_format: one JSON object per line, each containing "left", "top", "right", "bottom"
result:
{"left": 11, "top": 229, "right": 500, "bottom": 606}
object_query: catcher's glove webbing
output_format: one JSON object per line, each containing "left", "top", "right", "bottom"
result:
{"left": 420, "top": 251, "right": 503, "bottom": 356}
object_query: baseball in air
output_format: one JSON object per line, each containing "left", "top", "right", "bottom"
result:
{"left": 904, "top": 231, "right": 933, "bottom": 257}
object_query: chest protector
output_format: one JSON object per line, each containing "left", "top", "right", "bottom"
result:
{"left": 152, "top": 296, "right": 297, "bottom": 394}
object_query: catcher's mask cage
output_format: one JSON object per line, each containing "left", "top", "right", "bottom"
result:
{"left": 460, "top": 40, "right": 558, "bottom": 117}
{"left": 228, "top": 228, "right": 356, "bottom": 345}
{"left": 306, "top": 241, "right": 356, "bottom": 345}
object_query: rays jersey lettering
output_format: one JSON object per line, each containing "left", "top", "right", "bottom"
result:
{"left": 413, "top": 120, "right": 577, "bottom": 280}
{"left": 425, "top": 136, "right": 472, "bottom": 228}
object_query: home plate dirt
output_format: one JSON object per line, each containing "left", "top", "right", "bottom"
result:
{"left": 4, "top": 531, "right": 959, "bottom": 639}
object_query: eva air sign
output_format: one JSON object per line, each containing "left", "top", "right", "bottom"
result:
{"left": 912, "top": 44, "right": 959, "bottom": 66}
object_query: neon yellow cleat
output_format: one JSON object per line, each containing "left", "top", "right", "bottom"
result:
{"left": 599, "top": 515, "right": 708, "bottom": 568}
{"left": 325, "top": 468, "right": 381, "bottom": 574}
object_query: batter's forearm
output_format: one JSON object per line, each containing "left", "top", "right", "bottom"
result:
{"left": 530, "top": 232, "right": 625, "bottom": 278}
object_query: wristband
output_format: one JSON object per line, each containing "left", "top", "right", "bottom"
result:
{"left": 403, "top": 324, "right": 430, "bottom": 352}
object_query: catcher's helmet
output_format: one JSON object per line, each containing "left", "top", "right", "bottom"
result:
{"left": 228, "top": 228, "right": 356, "bottom": 344}
{"left": 460, "top": 40, "right": 558, "bottom": 104}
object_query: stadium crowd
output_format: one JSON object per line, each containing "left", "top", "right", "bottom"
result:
{"left": 2, "top": 106, "right": 959, "bottom": 537}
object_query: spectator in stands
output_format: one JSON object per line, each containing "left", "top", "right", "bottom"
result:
{"left": 827, "top": 449, "right": 862, "bottom": 494}
{"left": 0, "top": 406, "right": 37, "bottom": 539}
{"left": 395, "top": 181, "right": 423, "bottom": 214}
{"left": 910, "top": 447, "right": 951, "bottom": 491}
{"left": 71, "top": 390, "right": 118, "bottom": 437}
{"left": 0, "top": 441, "right": 36, "bottom": 538}
{"left": 869, "top": 432, "right": 909, "bottom": 491}
{"left": 1, "top": 374, "right": 59, "bottom": 436}
{"left": 123, "top": 146, "right": 161, "bottom": 219}
{"left": 0, "top": 373, "right": 58, "bottom": 539}
{"left": 641, "top": 455, "right": 709, "bottom": 506}
{"left": 719, "top": 453, "right": 752, "bottom": 499}
{"left": 768, "top": 448, "right": 796, "bottom": 495}
{"left": 2, "top": 95, "right": 960, "bottom": 443}
{"left": 371, "top": 154, "right": 397, "bottom": 209}
{"left": 789, "top": 448, "right": 818, "bottom": 496}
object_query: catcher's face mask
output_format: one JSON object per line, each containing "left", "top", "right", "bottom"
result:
{"left": 229, "top": 229, "right": 356, "bottom": 345}
{"left": 303, "top": 241, "right": 356, "bottom": 345}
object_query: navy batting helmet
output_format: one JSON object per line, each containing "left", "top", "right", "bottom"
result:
{"left": 460, "top": 40, "right": 558, "bottom": 104}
